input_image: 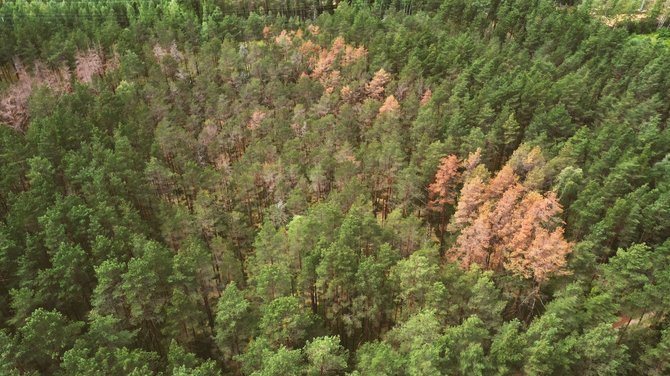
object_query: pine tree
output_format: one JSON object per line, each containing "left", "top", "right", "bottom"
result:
{"left": 428, "top": 155, "right": 461, "bottom": 249}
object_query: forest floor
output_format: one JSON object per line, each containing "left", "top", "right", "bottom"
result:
{"left": 590, "top": 0, "right": 670, "bottom": 27}
{"left": 597, "top": 12, "right": 650, "bottom": 26}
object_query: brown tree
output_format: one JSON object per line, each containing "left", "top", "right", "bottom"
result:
{"left": 378, "top": 95, "right": 400, "bottom": 114}
{"left": 486, "top": 164, "right": 517, "bottom": 200}
{"left": 0, "top": 75, "right": 32, "bottom": 131}
{"left": 428, "top": 155, "right": 461, "bottom": 249}
{"left": 428, "top": 155, "right": 461, "bottom": 210}
{"left": 462, "top": 148, "right": 482, "bottom": 179}
{"left": 75, "top": 48, "right": 105, "bottom": 84}
{"left": 449, "top": 153, "right": 572, "bottom": 286}
{"left": 1, "top": 59, "right": 71, "bottom": 131}
{"left": 419, "top": 88, "right": 432, "bottom": 107}
{"left": 454, "top": 208, "right": 492, "bottom": 269}
{"left": 247, "top": 109, "right": 267, "bottom": 131}
{"left": 365, "top": 68, "right": 391, "bottom": 99}
{"left": 304, "top": 34, "right": 367, "bottom": 91}
{"left": 450, "top": 176, "right": 487, "bottom": 230}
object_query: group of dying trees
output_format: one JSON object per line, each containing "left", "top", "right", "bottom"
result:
{"left": 1, "top": 0, "right": 670, "bottom": 375}
{"left": 428, "top": 147, "right": 571, "bottom": 287}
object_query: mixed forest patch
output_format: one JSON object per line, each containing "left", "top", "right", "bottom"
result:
{"left": 1, "top": 0, "right": 670, "bottom": 375}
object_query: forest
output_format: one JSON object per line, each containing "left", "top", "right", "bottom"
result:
{"left": 1, "top": 0, "right": 669, "bottom": 375}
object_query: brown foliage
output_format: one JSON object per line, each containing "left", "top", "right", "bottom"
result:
{"left": 340, "top": 85, "right": 354, "bottom": 102}
{"left": 508, "top": 227, "right": 571, "bottom": 283}
{"left": 75, "top": 48, "right": 105, "bottom": 84}
{"left": 153, "top": 42, "right": 184, "bottom": 78}
{"left": 343, "top": 45, "right": 367, "bottom": 66}
{"left": 489, "top": 182, "right": 524, "bottom": 238}
{"left": 247, "top": 110, "right": 267, "bottom": 130}
{"left": 298, "top": 40, "right": 321, "bottom": 56}
{"left": 308, "top": 35, "right": 366, "bottom": 90}
{"left": 153, "top": 42, "right": 183, "bottom": 62}
{"left": 322, "top": 70, "right": 341, "bottom": 94}
{"left": 453, "top": 209, "right": 492, "bottom": 269}
{"left": 274, "top": 30, "right": 292, "bottom": 47}
{"left": 1, "top": 59, "right": 71, "bottom": 131}
{"left": 365, "top": 68, "right": 391, "bottom": 99}
{"left": 428, "top": 155, "right": 461, "bottom": 211}
{"left": 449, "top": 151, "right": 572, "bottom": 283}
{"left": 263, "top": 25, "right": 272, "bottom": 39}
{"left": 199, "top": 121, "right": 218, "bottom": 147}
{"left": 420, "top": 88, "right": 432, "bottom": 106}
{"left": 292, "top": 33, "right": 367, "bottom": 96}
{"left": 2, "top": 49, "right": 120, "bottom": 131}
{"left": 451, "top": 176, "right": 487, "bottom": 229}
{"left": 29, "top": 61, "right": 71, "bottom": 95}
{"left": 462, "top": 148, "right": 482, "bottom": 180}
{"left": 378, "top": 95, "right": 400, "bottom": 114}
{"left": 307, "top": 24, "right": 320, "bottom": 36}
{"left": 0, "top": 77, "right": 32, "bottom": 131}
{"left": 486, "top": 164, "right": 517, "bottom": 200}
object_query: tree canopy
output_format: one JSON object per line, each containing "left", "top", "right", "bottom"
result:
{"left": 1, "top": 0, "right": 669, "bottom": 374}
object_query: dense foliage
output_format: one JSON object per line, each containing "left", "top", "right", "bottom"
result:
{"left": 1, "top": 0, "right": 670, "bottom": 375}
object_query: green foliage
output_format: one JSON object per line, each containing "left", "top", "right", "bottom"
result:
{"left": 250, "top": 346, "right": 304, "bottom": 376}
{"left": 0, "top": 1, "right": 668, "bottom": 375}
{"left": 354, "top": 341, "right": 405, "bottom": 375}
{"left": 259, "top": 296, "right": 314, "bottom": 348}
{"left": 215, "top": 282, "right": 252, "bottom": 359}
{"left": 489, "top": 320, "right": 525, "bottom": 375}
{"left": 16, "top": 309, "right": 83, "bottom": 373}
{"left": 304, "top": 336, "right": 348, "bottom": 376}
